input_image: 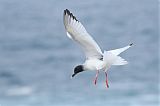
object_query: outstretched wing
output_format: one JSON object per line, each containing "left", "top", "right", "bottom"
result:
{"left": 108, "top": 43, "right": 133, "bottom": 56}
{"left": 63, "top": 9, "right": 102, "bottom": 59}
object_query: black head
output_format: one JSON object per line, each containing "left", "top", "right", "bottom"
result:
{"left": 72, "top": 65, "right": 84, "bottom": 78}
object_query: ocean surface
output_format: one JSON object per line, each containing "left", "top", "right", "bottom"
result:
{"left": 0, "top": 0, "right": 159, "bottom": 106}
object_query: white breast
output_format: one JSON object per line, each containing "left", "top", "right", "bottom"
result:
{"left": 83, "top": 59, "right": 105, "bottom": 71}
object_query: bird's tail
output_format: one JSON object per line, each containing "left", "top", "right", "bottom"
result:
{"left": 103, "top": 51, "right": 128, "bottom": 66}
{"left": 112, "top": 56, "right": 128, "bottom": 65}
{"left": 103, "top": 43, "right": 133, "bottom": 66}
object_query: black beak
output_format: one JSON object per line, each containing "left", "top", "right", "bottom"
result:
{"left": 72, "top": 73, "right": 76, "bottom": 78}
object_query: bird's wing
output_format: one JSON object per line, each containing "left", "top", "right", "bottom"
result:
{"left": 108, "top": 43, "right": 133, "bottom": 56}
{"left": 63, "top": 9, "right": 102, "bottom": 59}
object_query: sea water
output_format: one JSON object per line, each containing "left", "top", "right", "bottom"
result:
{"left": 0, "top": 0, "right": 158, "bottom": 106}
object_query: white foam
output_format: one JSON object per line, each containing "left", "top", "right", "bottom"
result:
{"left": 6, "top": 86, "right": 33, "bottom": 96}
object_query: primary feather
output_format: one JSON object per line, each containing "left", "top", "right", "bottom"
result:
{"left": 63, "top": 9, "right": 102, "bottom": 59}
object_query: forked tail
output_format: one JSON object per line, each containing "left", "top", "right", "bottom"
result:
{"left": 112, "top": 56, "right": 128, "bottom": 65}
{"left": 103, "top": 51, "right": 128, "bottom": 66}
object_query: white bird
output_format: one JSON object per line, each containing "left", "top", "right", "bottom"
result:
{"left": 63, "top": 9, "right": 133, "bottom": 88}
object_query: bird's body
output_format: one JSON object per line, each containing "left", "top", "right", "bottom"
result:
{"left": 83, "top": 45, "right": 132, "bottom": 71}
{"left": 83, "top": 58, "right": 105, "bottom": 71}
{"left": 63, "top": 9, "right": 133, "bottom": 88}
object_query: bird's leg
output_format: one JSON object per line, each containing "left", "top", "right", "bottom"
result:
{"left": 94, "top": 70, "right": 99, "bottom": 85}
{"left": 105, "top": 72, "right": 109, "bottom": 88}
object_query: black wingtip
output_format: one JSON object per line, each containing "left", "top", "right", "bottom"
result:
{"left": 64, "top": 9, "right": 79, "bottom": 22}
{"left": 64, "top": 9, "right": 70, "bottom": 15}
{"left": 129, "top": 43, "right": 133, "bottom": 46}
{"left": 65, "top": 9, "right": 69, "bottom": 12}
{"left": 64, "top": 9, "right": 69, "bottom": 15}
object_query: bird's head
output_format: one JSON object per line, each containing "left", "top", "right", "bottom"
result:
{"left": 72, "top": 65, "right": 84, "bottom": 78}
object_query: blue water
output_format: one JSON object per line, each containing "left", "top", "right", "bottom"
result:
{"left": 0, "top": 0, "right": 159, "bottom": 106}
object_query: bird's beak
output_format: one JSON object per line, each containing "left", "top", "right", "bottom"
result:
{"left": 71, "top": 73, "right": 76, "bottom": 78}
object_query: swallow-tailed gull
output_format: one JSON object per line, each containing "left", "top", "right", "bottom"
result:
{"left": 63, "top": 9, "right": 133, "bottom": 88}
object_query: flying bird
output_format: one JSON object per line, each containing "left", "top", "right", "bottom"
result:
{"left": 63, "top": 9, "right": 133, "bottom": 88}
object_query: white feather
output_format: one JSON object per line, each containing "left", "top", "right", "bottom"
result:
{"left": 63, "top": 9, "right": 102, "bottom": 59}
{"left": 103, "top": 51, "right": 128, "bottom": 66}
{"left": 112, "top": 56, "right": 128, "bottom": 65}
{"left": 66, "top": 32, "right": 72, "bottom": 39}
{"left": 108, "top": 45, "right": 132, "bottom": 56}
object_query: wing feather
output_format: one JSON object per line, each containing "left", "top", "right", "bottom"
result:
{"left": 108, "top": 43, "right": 133, "bottom": 56}
{"left": 63, "top": 9, "right": 102, "bottom": 59}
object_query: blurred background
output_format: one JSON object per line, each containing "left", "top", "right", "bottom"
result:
{"left": 0, "top": 0, "right": 159, "bottom": 106}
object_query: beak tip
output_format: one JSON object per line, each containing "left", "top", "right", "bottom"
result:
{"left": 71, "top": 73, "right": 76, "bottom": 78}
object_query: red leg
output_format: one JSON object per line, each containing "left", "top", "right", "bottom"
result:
{"left": 94, "top": 70, "right": 99, "bottom": 85}
{"left": 105, "top": 72, "right": 109, "bottom": 88}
